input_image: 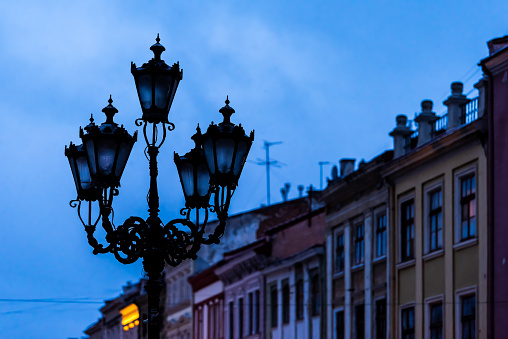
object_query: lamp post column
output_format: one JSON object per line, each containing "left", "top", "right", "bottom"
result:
{"left": 145, "top": 139, "right": 164, "bottom": 339}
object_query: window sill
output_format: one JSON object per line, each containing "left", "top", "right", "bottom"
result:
{"left": 423, "top": 249, "right": 444, "bottom": 261}
{"left": 333, "top": 271, "right": 345, "bottom": 279}
{"left": 373, "top": 255, "right": 387, "bottom": 264}
{"left": 351, "top": 264, "right": 364, "bottom": 272}
{"left": 397, "top": 259, "right": 416, "bottom": 270}
{"left": 454, "top": 238, "right": 478, "bottom": 251}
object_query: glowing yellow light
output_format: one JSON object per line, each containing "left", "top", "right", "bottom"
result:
{"left": 120, "top": 303, "right": 140, "bottom": 326}
{"left": 135, "top": 320, "right": 140, "bottom": 326}
{"left": 123, "top": 326, "right": 129, "bottom": 331}
{"left": 129, "top": 322, "right": 135, "bottom": 328}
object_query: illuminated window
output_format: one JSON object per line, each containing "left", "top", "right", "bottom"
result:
{"left": 120, "top": 303, "right": 140, "bottom": 331}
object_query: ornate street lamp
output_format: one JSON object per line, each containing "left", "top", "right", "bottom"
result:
{"left": 65, "top": 36, "right": 253, "bottom": 339}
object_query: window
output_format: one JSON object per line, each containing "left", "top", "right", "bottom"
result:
{"left": 254, "top": 290, "right": 260, "bottom": 333}
{"left": 429, "top": 189, "right": 443, "bottom": 251}
{"left": 335, "top": 310, "right": 344, "bottom": 339}
{"left": 355, "top": 223, "right": 365, "bottom": 265}
{"left": 310, "top": 269, "right": 321, "bottom": 316}
{"left": 461, "top": 295, "right": 476, "bottom": 339}
{"left": 238, "top": 297, "right": 244, "bottom": 338}
{"left": 401, "top": 307, "right": 415, "bottom": 339}
{"left": 336, "top": 233, "right": 345, "bottom": 272}
{"left": 355, "top": 304, "right": 364, "bottom": 339}
{"left": 401, "top": 199, "right": 415, "bottom": 261}
{"left": 295, "top": 263, "right": 304, "bottom": 320}
{"left": 270, "top": 284, "right": 278, "bottom": 327}
{"left": 282, "top": 279, "right": 290, "bottom": 324}
{"left": 229, "top": 301, "right": 234, "bottom": 339}
{"left": 430, "top": 302, "right": 443, "bottom": 339}
{"left": 248, "top": 292, "right": 253, "bottom": 335}
{"left": 120, "top": 304, "right": 140, "bottom": 332}
{"left": 460, "top": 175, "right": 476, "bottom": 241}
{"left": 376, "top": 214, "right": 387, "bottom": 257}
{"left": 375, "top": 299, "right": 386, "bottom": 339}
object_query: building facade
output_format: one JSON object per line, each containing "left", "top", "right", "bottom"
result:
{"left": 322, "top": 153, "right": 392, "bottom": 339}
{"left": 385, "top": 83, "right": 486, "bottom": 339}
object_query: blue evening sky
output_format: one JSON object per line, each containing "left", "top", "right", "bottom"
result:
{"left": 0, "top": 1, "right": 506, "bottom": 338}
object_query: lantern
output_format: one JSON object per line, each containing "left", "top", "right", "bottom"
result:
{"left": 65, "top": 142, "right": 98, "bottom": 201}
{"left": 174, "top": 127, "right": 211, "bottom": 209}
{"left": 202, "top": 97, "right": 254, "bottom": 188}
{"left": 131, "top": 34, "right": 183, "bottom": 124}
{"left": 80, "top": 96, "right": 137, "bottom": 189}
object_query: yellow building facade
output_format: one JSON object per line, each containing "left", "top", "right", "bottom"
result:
{"left": 385, "top": 99, "right": 487, "bottom": 338}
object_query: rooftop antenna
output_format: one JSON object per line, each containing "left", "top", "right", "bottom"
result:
{"left": 318, "top": 161, "right": 331, "bottom": 190}
{"left": 255, "top": 140, "right": 283, "bottom": 205}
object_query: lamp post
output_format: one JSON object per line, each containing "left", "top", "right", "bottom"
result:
{"left": 65, "top": 35, "right": 254, "bottom": 339}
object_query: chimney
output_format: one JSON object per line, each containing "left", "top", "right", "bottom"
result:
{"left": 331, "top": 165, "right": 339, "bottom": 180}
{"left": 487, "top": 35, "right": 508, "bottom": 55}
{"left": 443, "top": 82, "right": 470, "bottom": 129}
{"left": 297, "top": 185, "right": 304, "bottom": 198}
{"left": 339, "top": 158, "right": 355, "bottom": 177}
{"left": 280, "top": 183, "right": 291, "bottom": 202}
{"left": 389, "top": 114, "right": 412, "bottom": 158}
{"left": 474, "top": 77, "right": 487, "bottom": 119}
{"left": 414, "top": 100, "right": 438, "bottom": 147}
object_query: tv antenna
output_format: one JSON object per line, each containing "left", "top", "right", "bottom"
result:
{"left": 255, "top": 140, "right": 283, "bottom": 206}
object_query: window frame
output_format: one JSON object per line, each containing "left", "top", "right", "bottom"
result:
{"left": 355, "top": 303, "right": 365, "bottom": 339}
{"left": 295, "top": 263, "right": 304, "bottom": 320}
{"left": 310, "top": 268, "right": 321, "bottom": 317}
{"left": 375, "top": 212, "right": 387, "bottom": 259}
{"left": 375, "top": 297, "right": 387, "bottom": 339}
{"left": 238, "top": 296, "right": 244, "bottom": 339}
{"left": 454, "top": 165, "right": 477, "bottom": 244}
{"left": 455, "top": 286, "right": 477, "bottom": 339}
{"left": 399, "top": 196, "right": 415, "bottom": 262}
{"left": 269, "top": 282, "right": 278, "bottom": 328}
{"left": 425, "top": 295, "right": 444, "bottom": 339}
{"left": 354, "top": 222, "right": 365, "bottom": 266}
{"left": 334, "top": 307, "right": 345, "bottom": 339}
{"left": 336, "top": 231, "right": 345, "bottom": 273}
{"left": 400, "top": 304, "right": 415, "bottom": 339}
{"left": 282, "top": 279, "right": 290, "bottom": 324}
{"left": 423, "top": 180, "right": 444, "bottom": 254}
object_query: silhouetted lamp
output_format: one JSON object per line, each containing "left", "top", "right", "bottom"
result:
{"left": 174, "top": 126, "right": 211, "bottom": 209}
{"left": 65, "top": 142, "right": 97, "bottom": 201}
{"left": 131, "top": 34, "right": 183, "bottom": 124}
{"left": 79, "top": 96, "right": 137, "bottom": 188}
{"left": 202, "top": 97, "right": 254, "bottom": 187}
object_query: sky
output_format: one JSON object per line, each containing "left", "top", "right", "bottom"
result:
{"left": 0, "top": 0, "right": 507, "bottom": 338}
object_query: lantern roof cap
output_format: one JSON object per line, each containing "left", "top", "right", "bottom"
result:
{"left": 150, "top": 34, "right": 166, "bottom": 61}
{"left": 219, "top": 96, "right": 235, "bottom": 124}
{"left": 102, "top": 95, "right": 118, "bottom": 124}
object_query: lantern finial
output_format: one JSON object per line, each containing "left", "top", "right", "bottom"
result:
{"left": 102, "top": 95, "right": 119, "bottom": 124}
{"left": 219, "top": 96, "right": 235, "bottom": 124}
{"left": 150, "top": 34, "right": 165, "bottom": 61}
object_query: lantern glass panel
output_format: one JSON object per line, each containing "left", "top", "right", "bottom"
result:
{"left": 96, "top": 139, "right": 118, "bottom": 175}
{"left": 232, "top": 141, "right": 249, "bottom": 176}
{"left": 154, "top": 75, "right": 171, "bottom": 109}
{"left": 203, "top": 137, "right": 216, "bottom": 174}
{"left": 67, "top": 155, "right": 77, "bottom": 185}
{"left": 180, "top": 162, "right": 194, "bottom": 196}
{"left": 85, "top": 139, "right": 97, "bottom": 176}
{"left": 197, "top": 162, "right": 210, "bottom": 197}
{"left": 115, "top": 142, "right": 133, "bottom": 177}
{"left": 135, "top": 73, "right": 153, "bottom": 109}
{"left": 76, "top": 156, "right": 92, "bottom": 189}
{"left": 216, "top": 138, "right": 236, "bottom": 173}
